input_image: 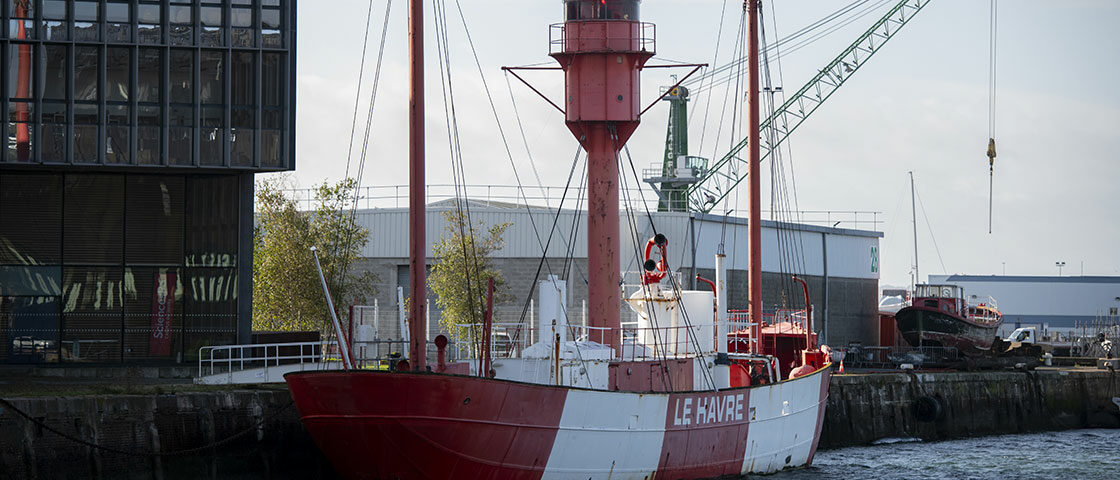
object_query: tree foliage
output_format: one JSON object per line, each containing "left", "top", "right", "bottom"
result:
{"left": 252, "top": 176, "right": 377, "bottom": 332}
{"left": 429, "top": 210, "right": 512, "bottom": 335}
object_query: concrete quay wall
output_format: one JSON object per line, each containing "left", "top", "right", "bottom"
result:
{"left": 820, "top": 369, "right": 1120, "bottom": 448}
{"left": 1, "top": 370, "right": 1117, "bottom": 478}
{"left": 0, "top": 389, "right": 333, "bottom": 480}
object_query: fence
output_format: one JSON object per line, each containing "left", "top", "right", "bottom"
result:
{"left": 270, "top": 184, "right": 883, "bottom": 230}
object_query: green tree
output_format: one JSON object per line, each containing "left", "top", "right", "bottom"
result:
{"left": 429, "top": 210, "right": 512, "bottom": 336}
{"left": 252, "top": 176, "right": 377, "bottom": 332}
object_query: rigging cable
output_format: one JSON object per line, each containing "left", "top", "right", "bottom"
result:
{"left": 433, "top": 0, "right": 484, "bottom": 346}
{"left": 913, "top": 183, "right": 948, "bottom": 274}
{"left": 450, "top": 0, "right": 563, "bottom": 265}
{"left": 327, "top": 0, "right": 393, "bottom": 337}
{"left": 986, "top": 0, "right": 999, "bottom": 234}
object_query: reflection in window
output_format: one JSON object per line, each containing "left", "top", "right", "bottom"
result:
{"left": 106, "top": 48, "right": 130, "bottom": 102}
{"left": 60, "top": 267, "right": 124, "bottom": 363}
{"left": 200, "top": 107, "right": 224, "bottom": 166}
{"left": 201, "top": 6, "right": 224, "bottom": 47}
{"left": 232, "top": 52, "right": 255, "bottom": 167}
{"left": 41, "top": 45, "right": 67, "bottom": 100}
{"left": 137, "top": 49, "right": 162, "bottom": 102}
{"left": 261, "top": 130, "right": 282, "bottom": 168}
{"left": 199, "top": 51, "right": 224, "bottom": 104}
{"left": 40, "top": 102, "right": 66, "bottom": 162}
{"left": 10, "top": 0, "right": 35, "bottom": 40}
{"left": 138, "top": 4, "right": 162, "bottom": 44}
{"left": 262, "top": 7, "right": 282, "bottom": 48}
{"left": 74, "top": 46, "right": 99, "bottom": 102}
{"left": 232, "top": 52, "right": 254, "bottom": 106}
{"left": 74, "top": 1, "right": 99, "bottom": 41}
{"left": 41, "top": 0, "right": 67, "bottom": 41}
{"left": 169, "top": 5, "right": 193, "bottom": 46}
{"left": 106, "top": 2, "right": 131, "bottom": 42}
{"left": 169, "top": 106, "right": 193, "bottom": 166}
{"left": 105, "top": 105, "right": 130, "bottom": 164}
{"left": 232, "top": 7, "right": 254, "bottom": 47}
{"left": 262, "top": 53, "right": 285, "bottom": 168}
{"left": 137, "top": 106, "right": 160, "bottom": 165}
{"left": 169, "top": 50, "right": 193, "bottom": 104}
{"left": 74, "top": 104, "right": 98, "bottom": 163}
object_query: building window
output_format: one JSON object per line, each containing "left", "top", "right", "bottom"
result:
{"left": 74, "top": 1, "right": 100, "bottom": 42}
{"left": 1, "top": 0, "right": 293, "bottom": 170}
{"left": 10, "top": 0, "right": 36, "bottom": 40}
{"left": 262, "top": 1, "right": 282, "bottom": 48}
{"left": 169, "top": 0, "right": 193, "bottom": 46}
{"left": 231, "top": 51, "right": 254, "bottom": 167}
{"left": 231, "top": 1, "right": 254, "bottom": 48}
{"left": 138, "top": 1, "right": 162, "bottom": 44}
{"left": 106, "top": 0, "right": 132, "bottom": 43}
{"left": 42, "top": 0, "right": 68, "bottom": 41}
{"left": 7, "top": 42, "right": 35, "bottom": 162}
{"left": 200, "top": 1, "right": 224, "bottom": 47}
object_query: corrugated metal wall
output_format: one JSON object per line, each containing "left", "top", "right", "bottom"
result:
{"left": 357, "top": 207, "right": 881, "bottom": 280}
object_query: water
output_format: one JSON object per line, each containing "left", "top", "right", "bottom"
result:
{"left": 751, "top": 429, "right": 1120, "bottom": 480}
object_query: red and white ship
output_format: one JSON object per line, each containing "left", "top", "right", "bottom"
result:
{"left": 286, "top": 1, "right": 832, "bottom": 478}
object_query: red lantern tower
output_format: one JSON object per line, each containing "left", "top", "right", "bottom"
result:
{"left": 551, "top": 1, "right": 654, "bottom": 354}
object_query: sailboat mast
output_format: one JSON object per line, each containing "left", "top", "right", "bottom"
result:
{"left": 909, "top": 171, "right": 919, "bottom": 290}
{"left": 748, "top": 0, "right": 762, "bottom": 328}
{"left": 408, "top": 0, "right": 427, "bottom": 371}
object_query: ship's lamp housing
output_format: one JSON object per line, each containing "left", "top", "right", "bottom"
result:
{"left": 564, "top": 0, "right": 640, "bottom": 22}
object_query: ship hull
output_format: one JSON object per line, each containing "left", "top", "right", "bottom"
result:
{"left": 285, "top": 365, "right": 830, "bottom": 479}
{"left": 895, "top": 306, "right": 1002, "bottom": 355}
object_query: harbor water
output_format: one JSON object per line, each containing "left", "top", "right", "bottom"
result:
{"left": 753, "top": 429, "right": 1119, "bottom": 480}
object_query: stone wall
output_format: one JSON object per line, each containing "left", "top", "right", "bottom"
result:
{"left": 820, "top": 369, "right": 1120, "bottom": 449}
{"left": 0, "top": 389, "right": 334, "bottom": 480}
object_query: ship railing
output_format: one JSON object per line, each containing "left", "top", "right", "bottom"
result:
{"left": 548, "top": 21, "right": 656, "bottom": 55}
{"left": 198, "top": 341, "right": 330, "bottom": 378}
{"left": 197, "top": 338, "right": 461, "bottom": 381}
{"left": 450, "top": 321, "right": 729, "bottom": 361}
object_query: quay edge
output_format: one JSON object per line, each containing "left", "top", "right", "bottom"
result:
{"left": 821, "top": 368, "right": 1120, "bottom": 448}
{"left": 1, "top": 369, "right": 1118, "bottom": 479}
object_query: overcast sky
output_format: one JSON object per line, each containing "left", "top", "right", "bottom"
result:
{"left": 286, "top": 0, "right": 1120, "bottom": 289}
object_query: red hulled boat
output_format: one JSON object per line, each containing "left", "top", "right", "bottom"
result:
{"left": 895, "top": 284, "right": 1004, "bottom": 355}
{"left": 286, "top": 1, "right": 832, "bottom": 478}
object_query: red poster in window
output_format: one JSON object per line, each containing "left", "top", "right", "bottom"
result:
{"left": 149, "top": 272, "right": 177, "bottom": 356}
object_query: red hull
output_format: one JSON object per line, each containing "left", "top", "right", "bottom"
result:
{"left": 287, "top": 372, "right": 567, "bottom": 479}
{"left": 286, "top": 366, "right": 830, "bottom": 479}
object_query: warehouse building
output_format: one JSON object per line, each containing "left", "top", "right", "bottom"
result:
{"left": 353, "top": 201, "right": 883, "bottom": 348}
{"left": 0, "top": 0, "right": 296, "bottom": 364}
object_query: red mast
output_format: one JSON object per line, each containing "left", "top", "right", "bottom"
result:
{"left": 408, "top": 0, "right": 427, "bottom": 371}
{"left": 14, "top": 1, "right": 31, "bottom": 160}
{"left": 747, "top": 0, "right": 763, "bottom": 333}
{"left": 552, "top": 1, "right": 653, "bottom": 355}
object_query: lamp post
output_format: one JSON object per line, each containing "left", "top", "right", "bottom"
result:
{"left": 1055, "top": 261, "right": 1066, "bottom": 277}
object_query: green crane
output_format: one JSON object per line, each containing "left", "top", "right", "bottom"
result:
{"left": 681, "top": 0, "right": 932, "bottom": 212}
{"left": 650, "top": 84, "right": 703, "bottom": 212}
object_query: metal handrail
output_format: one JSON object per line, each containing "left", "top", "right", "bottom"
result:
{"left": 198, "top": 341, "right": 328, "bottom": 377}
{"left": 265, "top": 184, "right": 883, "bottom": 229}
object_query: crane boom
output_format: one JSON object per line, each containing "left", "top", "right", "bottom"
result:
{"left": 688, "top": 0, "right": 932, "bottom": 212}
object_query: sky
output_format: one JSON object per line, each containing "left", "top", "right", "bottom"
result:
{"left": 287, "top": 0, "right": 1120, "bottom": 289}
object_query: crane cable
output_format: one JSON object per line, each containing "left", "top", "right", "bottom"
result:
{"left": 986, "top": 0, "right": 998, "bottom": 234}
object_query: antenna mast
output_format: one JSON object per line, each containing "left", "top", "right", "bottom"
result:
{"left": 909, "top": 171, "right": 919, "bottom": 290}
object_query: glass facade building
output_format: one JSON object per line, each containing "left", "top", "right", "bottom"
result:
{"left": 0, "top": 0, "right": 295, "bottom": 364}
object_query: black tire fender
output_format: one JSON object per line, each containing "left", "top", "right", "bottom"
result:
{"left": 914, "top": 395, "right": 943, "bottom": 422}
